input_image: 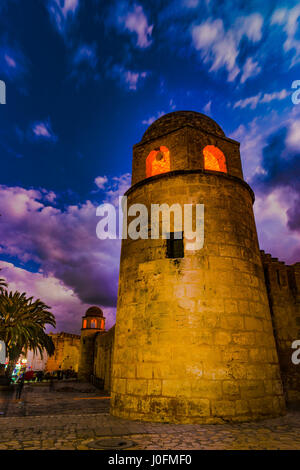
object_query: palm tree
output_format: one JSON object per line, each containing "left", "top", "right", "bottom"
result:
{"left": 0, "top": 273, "right": 7, "bottom": 294}
{"left": 0, "top": 291, "right": 56, "bottom": 380}
{"left": 0, "top": 270, "right": 7, "bottom": 383}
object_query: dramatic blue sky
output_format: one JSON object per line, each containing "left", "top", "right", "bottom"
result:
{"left": 0, "top": 0, "right": 300, "bottom": 333}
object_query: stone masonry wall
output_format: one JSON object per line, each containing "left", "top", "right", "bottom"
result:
{"left": 261, "top": 252, "right": 300, "bottom": 405}
{"left": 45, "top": 332, "right": 80, "bottom": 373}
{"left": 93, "top": 326, "right": 115, "bottom": 392}
{"left": 110, "top": 171, "right": 285, "bottom": 423}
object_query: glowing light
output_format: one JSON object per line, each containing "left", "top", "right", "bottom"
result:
{"left": 203, "top": 145, "right": 227, "bottom": 173}
{"left": 146, "top": 145, "right": 170, "bottom": 178}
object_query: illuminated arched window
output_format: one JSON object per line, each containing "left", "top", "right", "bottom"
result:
{"left": 83, "top": 319, "right": 87, "bottom": 329}
{"left": 146, "top": 146, "right": 170, "bottom": 178}
{"left": 90, "top": 319, "right": 97, "bottom": 329}
{"left": 203, "top": 145, "right": 227, "bottom": 173}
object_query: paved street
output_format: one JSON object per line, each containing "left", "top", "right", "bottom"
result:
{"left": 0, "top": 381, "right": 110, "bottom": 417}
{"left": 0, "top": 382, "right": 300, "bottom": 450}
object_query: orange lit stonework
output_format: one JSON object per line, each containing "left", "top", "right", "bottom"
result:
{"left": 146, "top": 145, "right": 170, "bottom": 177}
{"left": 203, "top": 145, "right": 227, "bottom": 173}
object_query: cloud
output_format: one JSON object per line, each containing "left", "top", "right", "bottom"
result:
{"left": 229, "top": 118, "right": 267, "bottom": 181}
{"left": 252, "top": 125, "right": 300, "bottom": 250}
{"left": 240, "top": 57, "right": 261, "bottom": 83}
{"left": 124, "top": 70, "right": 147, "bottom": 90}
{"left": 30, "top": 120, "right": 58, "bottom": 143}
{"left": 191, "top": 13, "right": 263, "bottom": 82}
{"left": 94, "top": 176, "right": 108, "bottom": 190}
{"left": 0, "top": 175, "right": 130, "bottom": 323}
{"left": 271, "top": 5, "right": 300, "bottom": 67}
{"left": 142, "top": 110, "right": 165, "bottom": 126}
{"left": 116, "top": 2, "right": 153, "bottom": 48}
{"left": 203, "top": 100, "right": 212, "bottom": 114}
{"left": 235, "top": 13, "right": 263, "bottom": 42}
{"left": 183, "top": 0, "right": 199, "bottom": 7}
{"left": 47, "top": 2, "right": 99, "bottom": 87}
{"left": 47, "top": 0, "right": 80, "bottom": 35}
{"left": 285, "top": 119, "right": 300, "bottom": 152}
{"left": 0, "top": 262, "right": 86, "bottom": 333}
{"left": 109, "top": 64, "right": 148, "bottom": 91}
{"left": 0, "top": 44, "right": 28, "bottom": 83}
{"left": 260, "top": 89, "right": 290, "bottom": 103}
{"left": 141, "top": 99, "right": 178, "bottom": 127}
{"left": 254, "top": 187, "right": 300, "bottom": 265}
{"left": 72, "top": 43, "right": 98, "bottom": 68}
{"left": 104, "top": 173, "right": 131, "bottom": 207}
{"left": 70, "top": 43, "right": 99, "bottom": 86}
{"left": 169, "top": 99, "right": 176, "bottom": 110}
{"left": 0, "top": 261, "right": 116, "bottom": 333}
{"left": 233, "top": 89, "right": 289, "bottom": 110}
{"left": 230, "top": 113, "right": 300, "bottom": 265}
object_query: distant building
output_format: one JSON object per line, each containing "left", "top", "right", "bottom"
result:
{"left": 23, "top": 332, "right": 81, "bottom": 372}
{"left": 45, "top": 332, "right": 81, "bottom": 373}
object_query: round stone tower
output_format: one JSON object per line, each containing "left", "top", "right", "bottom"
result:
{"left": 78, "top": 306, "right": 105, "bottom": 382}
{"left": 110, "top": 111, "right": 285, "bottom": 423}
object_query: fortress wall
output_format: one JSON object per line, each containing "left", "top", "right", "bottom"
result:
{"left": 261, "top": 252, "right": 300, "bottom": 405}
{"left": 45, "top": 332, "right": 81, "bottom": 373}
{"left": 93, "top": 326, "right": 115, "bottom": 392}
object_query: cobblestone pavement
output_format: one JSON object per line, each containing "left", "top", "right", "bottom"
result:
{"left": 0, "top": 383, "right": 300, "bottom": 450}
{"left": 0, "top": 381, "right": 109, "bottom": 417}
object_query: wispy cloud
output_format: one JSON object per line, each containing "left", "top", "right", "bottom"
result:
{"left": 47, "top": 0, "right": 80, "bottom": 35}
{"left": 286, "top": 119, "right": 300, "bottom": 152}
{"left": 30, "top": 119, "right": 58, "bottom": 143}
{"left": 271, "top": 5, "right": 300, "bottom": 67}
{"left": 116, "top": 2, "right": 153, "bottom": 48}
{"left": 240, "top": 57, "right": 261, "bottom": 83}
{"left": 73, "top": 43, "right": 98, "bottom": 68}
{"left": 203, "top": 100, "right": 212, "bottom": 114}
{"left": 109, "top": 64, "right": 148, "bottom": 90}
{"left": 94, "top": 176, "right": 108, "bottom": 190}
{"left": 233, "top": 89, "right": 289, "bottom": 110}
{"left": 183, "top": 0, "right": 199, "bottom": 7}
{"left": 0, "top": 44, "right": 28, "bottom": 82}
{"left": 191, "top": 13, "right": 263, "bottom": 82}
{"left": 70, "top": 43, "right": 99, "bottom": 86}
{"left": 142, "top": 110, "right": 165, "bottom": 126}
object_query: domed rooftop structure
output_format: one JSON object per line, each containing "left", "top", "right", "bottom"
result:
{"left": 141, "top": 111, "right": 225, "bottom": 143}
{"left": 85, "top": 306, "right": 103, "bottom": 317}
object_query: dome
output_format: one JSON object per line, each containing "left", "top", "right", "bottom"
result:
{"left": 85, "top": 306, "right": 103, "bottom": 317}
{"left": 141, "top": 111, "right": 225, "bottom": 142}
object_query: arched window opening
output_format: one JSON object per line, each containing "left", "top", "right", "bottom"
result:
{"left": 203, "top": 145, "right": 227, "bottom": 173}
{"left": 90, "top": 319, "right": 97, "bottom": 329}
{"left": 83, "top": 319, "right": 87, "bottom": 329}
{"left": 146, "top": 145, "right": 170, "bottom": 178}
